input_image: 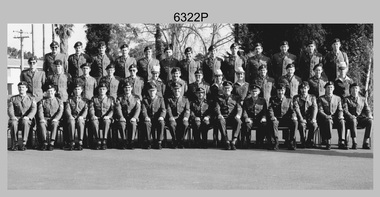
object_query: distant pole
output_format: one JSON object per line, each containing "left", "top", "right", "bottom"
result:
{"left": 13, "top": 29, "right": 30, "bottom": 71}
{"left": 31, "top": 24, "right": 35, "bottom": 56}
{"left": 43, "top": 24, "right": 45, "bottom": 56}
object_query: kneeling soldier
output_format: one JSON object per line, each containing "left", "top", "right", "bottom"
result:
{"left": 37, "top": 84, "right": 64, "bottom": 151}
{"left": 267, "top": 83, "right": 298, "bottom": 150}
{"left": 89, "top": 82, "right": 115, "bottom": 150}
{"left": 166, "top": 82, "right": 190, "bottom": 149}
{"left": 190, "top": 87, "right": 212, "bottom": 148}
{"left": 293, "top": 81, "right": 318, "bottom": 148}
{"left": 242, "top": 84, "right": 267, "bottom": 149}
{"left": 141, "top": 82, "right": 166, "bottom": 149}
{"left": 65, "top": 81, "right": 88, "bottom": 150}
{"left": 8, "top": 81, "right": 37, "bottom": 151}
{"left": 115, "top": 81, "right": 141, "bottom": 149}
{"left": 343, "top": 83, "right": 373, "bottom": 149}
{"left": 214, "top": 81, "right": 242, "bottom": 150}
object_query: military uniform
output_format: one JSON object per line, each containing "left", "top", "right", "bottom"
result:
{"left": 75, "top": 75, "right": 97, "bottom": 100}
{"left": 90, "top": 54, "right": 113, "bottom": 80}
{"left": 271, "top": 52, "right": 297, "bottom": 80}
{"left": 179, "top": 59, "right": 201, "bottom": 85}
{"left": 68, "top": 53, "right": 91, "bottom": 78}
{"left": 65, "top": 94, "right": 88, "bottom": 150}
{"left": 245, "top": 54, "right": 271, "bottom": 84}
{"left": 43, "top": 53, "right": 68, "bottom": 77}
{"left": 232, "top": 81, "right": 249, "bottom": 105}
{"left": 8, "top": 91, "right": 37, "bottom": 150}
{"left": 121, "top": 76, "right": 144, "bottom": 100}
{"left": 159, "top": 57, "right": 180, "bottom": 84}
{"left": 221, "top": 55, "right": 245, "bottom": 83}
{"left": 323, "top": 51, "right": 349, "bottom": 81}
{"left": 137, "top": 57, "right": 160, "bottom": 82}
{"left": 144, "top": 78, "right": 165, "bottom": 98}
{"left": 297, "top": 51, "right": 323, "bottom": 81}
{"left": 47, "top": 72, "right": 72, "bottom": 102}
{"left": 278, "top": 74, "right": 302, "bottom": 99}
{"left": 186, "top": 80, "right": 210, "bottom": 102}
{"left": 99, "top": 75, "right": 121, "bottom": 100}
{"left": 253, "top": 75, "right": 275, "bottom": 105}
{"left": 308, "top": 75, "right": 327, "bottom": 98}
{"left": 114, "top": 56, "right": 137, "bottom": 79}
{"left": 20, "top": 68, "right": 46, "bottom": 102}
{"left": 333, "top": 76, "right": 353, "bottom": 98}
{"left": 201, "top": 56, "right": 223, "bottom": 85}
{"left": 164, "top": 79, "right": 188, "bottom": 99}
{"left": 166, "top": 93, "right": 190, "bottom": 148}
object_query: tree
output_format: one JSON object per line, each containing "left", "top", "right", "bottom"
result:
{"left": 54, "top": 24, "right": 74, "bottom": 55}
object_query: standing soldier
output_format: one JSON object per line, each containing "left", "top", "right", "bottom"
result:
{"left": 144, "top": 65, "right": 166, "bottom": 98}
{"left": 20, "top": 56, "right": 46, "bottom": 102}
{"left": 65, "top": 81, "right": 88, "bottom": 150}
{"left": 245, "top": 42, "right": 271, "bottom": 84}
{"left": 293, "top": 82, "right": 318, "bottom": 148}
{"left": 43, "top": 41, "right": 68, "bottom": 77}
{"left": 323, "top": 38, "right": 349, "bottom": 81}
{"left": 8, "top": 81, "right": 37, "bottom": 151}
{"left": 278, "top": 63, "right": 302, "bottom": 99}
{"left": 297, "top": 40, "right": 323, "bottom": 81}
{"left": 221, "top": 43, "right": 245, "bottom": 83}
{"left": 308, "top": 63, "right": 327, "bottom": 98}
{"left": 159, "top": 45, "right": 180, "bottom": 84}
{"left": 343, "top": 83, "right": 373, "bottom": 149}
{"left": 271, "top": 41, "right": 297, "bottom": 80}
{"left": 68, "top": 41, "right": 91, "bottom": 79}
{"left": 115, "top": 81, "right": 141, "bottom": 149}
{"left": 232, "top": 67, "right": 249, "bottom": 105}
{"left": 164, "top": 67, "right": 188, "bottom": 99}
{"left": 333, "top": 63, "right": 353, "bottom": 98}
{"left": 317, "top": 81, "right": 346, "bottom": 150}
{"left": 214, "top": 81, "right": 242, "bottom": 150}
{"left": 137, "top": 46, "right": 160, "bottom": 82}
{"left": 114, "top": 44, "right": 137, "bottom": 79}
{"left": 202, "top": 45, "right": 223, "bottom": 85}
{"left": 267, "top": 83, "right": 298, "bottom": 150}
{"left": 141, "top": 82, "right": 166, "bottom": 149}
{"left": 36, "top": 84, "right": 64, "bottom": 151}
{"left": 121, "top": 64, "right": 145, "bottom": 100}
{"left": 253, "top": 65, "right": 275, "bottom": 105}
{"left": 99, "top": 64, "right": 121, "bottom": 100}
{"left": 186, "top": 69, "right": 210, "bottom": 103}
{"left": 242, "top": 84, "right": 267, "bottom": 149}
{"left": 47, "top": 59, "right": 72, "bottom": 102}
{"left": 75, "top": 63, "right": 97, "bottom": 100}
{"left": 166, "top": 82, "right": 190, "bottom": 149}
{"left": 88, "top": 82, "right": 115, "bottom": 150}
{"left": 179, "top": 47, "right": 200, "bottom": 85}
{"left": 90, "top": 41, "right": 113, "bottom": 81}
{"left": 190, "top": 87, "right": 212, "bottom": 148}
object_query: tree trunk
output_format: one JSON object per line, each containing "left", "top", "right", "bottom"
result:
{"left": 155, "top": 23, "right": 164, "bottom": 61}
{"left": 234, "top": 23, "right": 239, "bottom": 44}
{"left": 365, "top": 57, "right": 372, "bottom": 99}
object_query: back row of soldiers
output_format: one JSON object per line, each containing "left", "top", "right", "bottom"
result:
{"left": 8, "top": 39, "right": 372, "bottom": 151}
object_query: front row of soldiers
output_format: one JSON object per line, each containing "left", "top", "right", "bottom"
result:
{"left": 8, "top": 66, "right": 373, "bottom": 151}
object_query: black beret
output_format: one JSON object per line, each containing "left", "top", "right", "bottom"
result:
{"left": 74, "top": 41, "right": 83, "bottom": 48}
{"left": 80, "top": 63, "right": 91, "bottom": 68}
{"left": 324, "top": 81, "right": 334, "bottom": 88}
{"left": 144, "top": 46, "right": 152, "bottom": 52}
{"left": 98, "top": 41, "right": 106, "bottom": 48}
{"left": 46, "top": 83, "right": 56, "bottom": 90}
{"left": 50, "top": 41, "right": 59, "bottom": 47}
{"left": 276, "top": 83, "right": 287, "bottom": 90}
{"left": 98, "top": 82, "right": 108, "bottom": 89}
{"left": 146, "top": 81, "right": 157, "bottom": 90}
{"left": 254, "top": 42, "right": 262, "bottom": 48}
{"left": 286, "top": 63, "right": 295, "bottom": 69}
{"left": 173, "top": 82, "right": 182, "bottom": 89}
{"left": 28, "top": 56, "right": 37, "bottom": 63}
{"left": 73, "top": 81, "right": 84, "bottom": 89}
{"left": 223, "top": 81, "right": 233, "bottom": 87}
{"left": 250, "top": 84, "right": 261, "bottom": 90}
{"left": 106, "top": 64, "right": 115, "bottom": 70}
{"left": 307, "top": 40, "right": 316, "bottom": 46}
{"left": 120, "top": 44, "right": 129, "bottom": 49}
{"left": 184, "top": 47, "right": 193, "bottom": 53}
{"left": 332, "top": 38, "right": 340, "bottom": 44}
{"left": 349, "top": 83, "right": 359, "bottom": 89}
{"left": 313, "top": 63, "right": 323, "bottom": 70}
{"left": 164, "top": 44, "right": 173, "bottom": 52}
{"left": 17, "top": 81, "right": 28, "bottom": 86}
{"left": 299, "top": 81, "right": 310, "bottom": 88}
{"left": 171, "top": 67, "right": 181, "bottom": 74}
{"left": 53, "top": 59, "right": 63, "bottom": 65}
{"left": 129, "top": 64, "right": 138, "bottom": 70}
{"left": 196, "top": 87, "right": 205, "bottom": 93}
{"left": 194, "top": 69, "right": 203, "bottom": 75}
{"left": 258, "top": 64, "right": 267, "bottom": 70}
{"left": 208, "top": 45, "right": 216, "bottom": 51}
{"left": 122, "top": 81, "right": 132, "bottom": 88}
{"left": 280, "top": 41, "right": 289, "bottom": 46}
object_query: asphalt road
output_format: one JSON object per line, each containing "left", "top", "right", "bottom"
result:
{"left": 8, "top": 129, "right": 373, "bottom": 190}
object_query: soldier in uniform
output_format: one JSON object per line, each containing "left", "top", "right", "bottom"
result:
{"left": 88, "top": 82, "right": 115, "bottom": 150}
{"left": 209, "top": 69, "right": 225, "bottom": 147}
{"left": 308, "top": 63, "right": 327, "bottom": 98}
{"left": 159, "top": 45, "right": 180, "bottom": 84}
{"left": 164, "top": 67, "right": 188, "bottom": 99}
{"left": 90, "top": 41, "right": 113, "bottom": 81}
{"left": 99, "top": 64, "right": 121, "bottom": 100}
{"left": 278, "top": 63, "right": 302, "bottom": 99}
{"left": 166, "top": 82, "right": 190, "bottom": 149}
{"left": 114, "top": 81, "right": 141, "bottom": 149}
{"left": 190, "top": 87, "right": 212, "bottom": 148}
{"left": 202, "top": 45, "right": 223, "bottom": 85}
{"left": 179, "top": 47, "right": 200, "bottom": 85}
{"left": 47, "top": 59, "right": 72, "bottom": 102}
{"left": 221, "top": 43, "right": 245, "bottom": 83}
{"left": 137, "top": 46, "right": 160, "bottom": 82}
{"left": 293, "top": 81, "right": 318, "bottom": 148}
{"left": 253, "top": 64, "right": 275, "bottom": 105}
{"left": 333, "top": 62, "right": 353, "bottom": 98}
{"left": 36, "top": 84, "right": 64, "bottom": 151}
{"left": 214, "top": 81, "right": 242, "bottom": 150}
{"left": 297, "top": 40, "right": 323, "bottom": 81}
{"left": 8, "top": 81, "right": 37, "bottom": 151}
{"left": 232, "top": 67, "right": 249, "bottom": 105}
{"left": 68, "top": 41, "right": 91, "bottom": 78}
{"left": 245, "top": 42, "right": 271, "bottom": 84}
{"left": 141, "top": 82, "right": 166, "bottom": 149}
{"left": 343, "top": 83, "right": 373, "bottom": 149}
{"left": 323, "top": 38, "right": 349, "bottom": 81}
{"left": 186, "top": 69, "right": 210, "bottom": 103}
{"left": 120, "top": 64, "right": 145, "bottom": 100}
{"left": 267, "top": 83, "right": 298, "bottom": 150}
{"left": 114, "top": 43, "right": 137, "bottom": 79}
{"left": 144, "top": 65, "right": 166, "bottom": 98}
{"left": 242, "top": 84, "right": 267, "bottom": 149}
{"left": 64, "top": 81, "right": 88, "bottom": 150}
{"left": 317, "top": 81, "right": 346, "bottom": 150}
{"left": 20, "top": 56, "right": 46, "bottom": 102}
{"left": 43, "top": 41, "right": 68, "bottom": 77}
{"left": 271, "top": 41, "right": 297, "bottom": 80}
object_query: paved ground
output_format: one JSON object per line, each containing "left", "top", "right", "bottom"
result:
{"left": 8, "top": 129, "right": 373, "bottom": 190}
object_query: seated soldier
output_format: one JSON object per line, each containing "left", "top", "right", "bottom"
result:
{"left": 242, "top": 84, "right": 267, "bottom": 149}
{"left": 293, "top": 81, "right": 318, "bottom": 148}
{"left": 214, "top": 81, "right": 242, "bottom": 150}
{"left": 65, "top": 81, "right": 88, "bottom": 150}
{"left": 209, "top": 69, "right": 225, "bottom": 147}
{"left": 8, "top": 81, "right": 37, "bottom": 151}
{"left": 232, "top": 67, "right": 249, "bottom": 106}
{"left": 89, "top": 82, "right": 115, "bottom": 150}
{"left": 141, "top": 82, "right": 166, "bottom": 149}
{"left": 190, "top": 87, "right": 212, "bottom": 148}
{"left": 267, "top": 83, "right": 298, "bottom": 150}
{"left": 343, "top": 83, "right": 373, "bottom": 149}
{"left": 317, "top": 81, "right": 346, "bottom": 150}
{"left": 166, "top": 82, "right": 190, "bottom": 149}
{"left": 115, "top": 81, "right": 141, "bottom": 149}
{"left": 36, "top": 83, "right": 64, "bottom": 151}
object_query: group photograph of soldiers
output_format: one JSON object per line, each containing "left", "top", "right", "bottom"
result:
{"left": 7, "top": 23, "right": 374, "bottom": 154}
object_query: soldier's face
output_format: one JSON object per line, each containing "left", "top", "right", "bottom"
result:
{"left": 98, "top": 46, "right": 106, "bottom": 55}
{"left": 254, "top": 46, "right": 263, "bottom": 54}
{"left": 99, "top": 87, "right": 107, "bottom": 95}
{"left": 28, "top": 60, "right": 37, "bottom": 69}
{"left": 251, "top": 89, "right": 260, "bottom": 97}
{"left": 231, "top": 46, "right": 238, "bottom": 55}
{"left": 82, "top": 66, "right": 91, "bottom": 75}
{"left": 18, "top": 85, "right": 27, "bottom": 94}
{"left": 259, "top": 68, "right": 267, "bottom": 77}
{"left": 325, "top": 85, "right": 334, "bottom": 95}
{"left": 174, "top": 88, "right": 181, "bottom": 97}
{"left": 332, "top": 42, "right": 341, "bottom": 51}
{"left": 46, "top": 88, "right": 56, "bottom": 98}
{"left": 51, "top": 45, "right": 58, "bottom": 53}
{"left": 287, "top": 67, "right": 295, "bottom": 76}
{"left": 195, "top": 74, "right": 203, "bottom": 82}
{"left": 197, "top": 92, "right": 205, "bottom": 99}
{"left": 55, "top": 64, "right": 63, "bottom": 74}
{"left": 107, "top": 68, "right": 115, "bottom": 76}
{"left": 215, "top": 75, "right": 223, "bottom": 83}
{"left": 145, "top": 49, "right": 153, "bottom": 58}
{"left": 209, "top": 49, "right": 217, "bottom": 57}
{"left": 314, "top": 66, "right": 322, "bottom": 77}
{"left": 185, "top": 51, "right": 192, "bottom": 59}
{"left": 237, "top": 72, "right": 244, "bottom": 80}
{"left": 73, "top": 86, "right": 83, "bottom": 97}
{"left": 306, "top": 44, "right": 315, "bottom": 53}
{"left": 121, "top": 47, "right": 130, "bottom": 56}
{"left": 124, "top": 86, "right": 132, "bottom": 95}
{"left": 300, "top": 87, "right": 309, "bottom": 95}
{"left": 173, "top": 71, "right": 181, "bottom": 80}
{"left": 165, "top": 49, "right": 173, "bottom": 58}
{"left": 152, "top": 72, "right": 159, "bottom": 80}
{"left": 280, "top": 45, "right": 289, "bottom": 53}
{"left": 338, "top": 69, "right": 347, "bottom": 77}
{"left": 224, "top": 86, "right": 232, "bottom": 95}
{"left": 350, "top": 86, "right": 360, "bottom": 97}
{"left": 75, "top": 45, "right": 83, "bottom": 54}
{"left": 277, "top": 88, "right": 285, "bottom": 98}
{"left": 148, "top": 89, "right": 157, "bottom": 98}
{"left": 129, "top": 68, "right": 137, "bottom": 77}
